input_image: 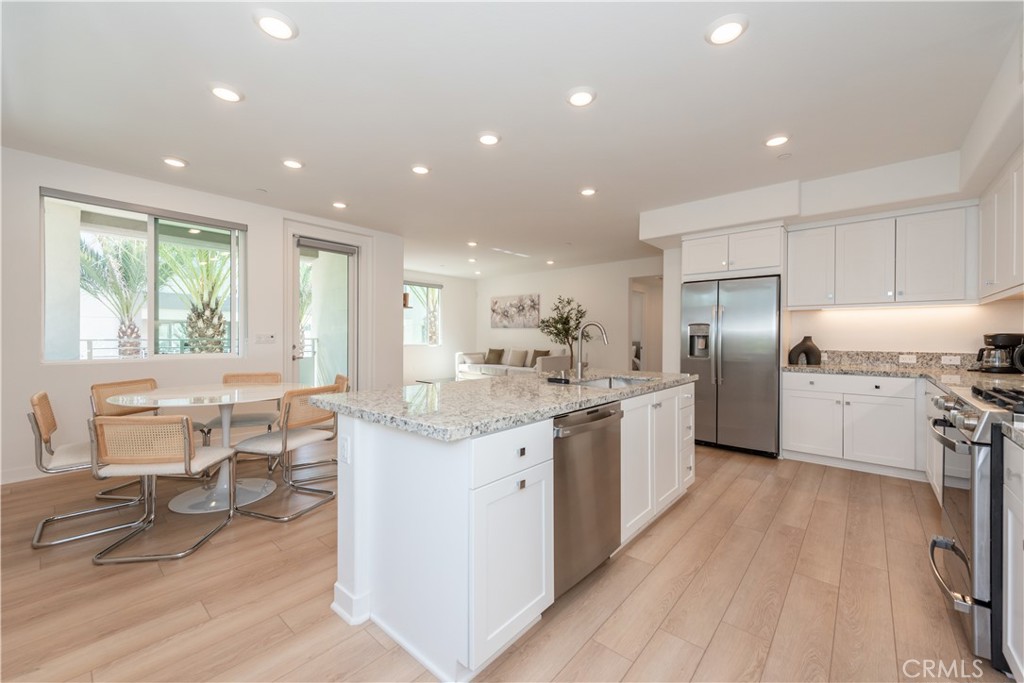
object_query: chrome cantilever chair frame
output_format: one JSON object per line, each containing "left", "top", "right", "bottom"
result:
{"left": 234, "top": 385, "right": 338, "bottom": 523}
{"left": 89, "top": 415, "right": 235, "bottom": 565}
{"left": 27, "top": 393, "right": 141, "bottom": 548}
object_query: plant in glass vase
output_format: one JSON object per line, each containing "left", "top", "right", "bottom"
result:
{"left": 538, "top": 296, "right": 590, "bottom": 368}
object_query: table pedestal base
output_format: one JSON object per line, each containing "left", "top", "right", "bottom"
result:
{"left": 169, "top": 470, "right": 276, "bottom": 515}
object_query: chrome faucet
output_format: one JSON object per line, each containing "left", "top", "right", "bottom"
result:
{"left": 577, "top": 321, "right": 608, "bottom": 379}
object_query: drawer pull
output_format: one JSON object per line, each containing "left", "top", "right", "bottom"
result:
{"left": 518, "top": 447, "right": 526, "bottom": 457}
{"left": 835, "top": 400, "right": 841, "bottom": 405}
{"left": 683, "top": 394, "right": 693, "bottom": 399}
{"left": 518, "top": 479, "right": 526, "bottom": 490}
{"left": 874, "top": 384, "right": 880, "bottom": 390}
{"left": 809, "top": 380, "right": 815, "bottom": 385}
{"left": 652, "top": 402, "right": 662, "bottom": 409}
{"left": 845, "top": 401, "right": 851, "bottom": 406}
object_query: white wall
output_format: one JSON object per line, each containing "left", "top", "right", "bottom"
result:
{"left": 475, "top": 257, "right": 663, "bottom": 372}
{"left": 1, "top": 148, "right": 404, "bottom": 483}
{"left": 402, "top": 270, "right": 476, "bottom": 383}
{"left": 630, "top": 276, "right": 663, "bottom": 371}
{"left": 788, "top": 300, "right": 1024, "bottom": 352}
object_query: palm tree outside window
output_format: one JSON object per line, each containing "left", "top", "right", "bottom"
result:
{"left": 41, "top": 190, "right": 246, "bottom": 361}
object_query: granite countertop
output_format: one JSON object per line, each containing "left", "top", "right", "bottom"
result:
{"left": 311, "top": 369, "right": 698, "bottom": 442}
{"left": 783, "top": 363, "right": 1024, "bottom": 393}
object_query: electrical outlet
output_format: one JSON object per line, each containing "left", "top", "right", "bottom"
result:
{"left": 940, "top": 355, "right": 961, "bottom": 366}
{"left": 820, "top": 352, "right": 828, "bottom": 362}
{"left": 898, "top": 354, "right": 917, "bottom": 364}
{"left": 254, "top": 333, "right": 276, "bottom": 344}
{"left": 338, "top": 435, "right": 351, "bottom": 464}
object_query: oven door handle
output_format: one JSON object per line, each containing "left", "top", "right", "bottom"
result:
{"left": 929, "top": 418, "right": 972, "bottom": 454}
{"left": 929, "top": 536, "right": 973, "bottom": 613}
{"left": 928, "top": 536, "right": 989, "bottom": 613}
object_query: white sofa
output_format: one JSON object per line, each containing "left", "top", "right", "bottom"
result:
{"left": 455, "top": 348, "right": 570, "bottom": 380}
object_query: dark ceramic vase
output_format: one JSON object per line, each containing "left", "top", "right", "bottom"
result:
{"left": 788, "top": 336, "right": 822, "bottom": 365}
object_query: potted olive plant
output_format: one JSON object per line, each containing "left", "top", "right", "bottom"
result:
{"left": 538, "top": 296, "right": 591, "bottom": 368}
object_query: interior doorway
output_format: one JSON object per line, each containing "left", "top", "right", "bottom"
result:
{"left": 628, "top": 276, "right": 664, "bottom": 372}
{"left": 290, "top": 236, "right": 358, "bottom": 387}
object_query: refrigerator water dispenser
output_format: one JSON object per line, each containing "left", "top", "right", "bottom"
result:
{"left": 687, "top": 323, "right": 710, "bottom": 358}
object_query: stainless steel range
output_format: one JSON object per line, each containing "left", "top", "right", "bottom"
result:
{"left": 928, "top": 380, "right": 1024, "bottom": 669}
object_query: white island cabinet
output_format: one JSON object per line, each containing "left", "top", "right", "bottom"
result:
{"left": 1003, "top": 434, "right": 1024, "bottom": 682}
{"left": 318, "top": 371, "right": 697, "bottom": 682}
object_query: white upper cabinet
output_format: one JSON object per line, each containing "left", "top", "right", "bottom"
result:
{"left": 895, "top": 208, "right": 966, "bottom": 302}
{"left": 681, "top": 235, "right": 729, "bottom": 275}
{"left": 682, "top": 227, "right": 781, "bottom": 277}
{"left": 834, "top": 218, "right": 896, "bottom": 304}
{"left": 787, "top": 226, "right": 835, "bottom": 307}
{"left": 790, "top": 208, "right": 968, "bottom": 308}
{"left": 979, "top": 155, "right": 1023, "bottom": 298}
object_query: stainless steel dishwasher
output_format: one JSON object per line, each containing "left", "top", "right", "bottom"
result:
{"left": 553, "top": 402, "right": 622, "bottom": 598}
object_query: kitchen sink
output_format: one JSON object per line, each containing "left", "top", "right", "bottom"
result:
{"left": 577, "top": 376, "right": 656, "bottom": 389}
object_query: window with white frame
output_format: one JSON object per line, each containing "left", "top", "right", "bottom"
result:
{"left": 403, "top": 281, "right": 441, "bottom": 346}
{"left": 42, "top": 189, "right": 246, "bottom": 361}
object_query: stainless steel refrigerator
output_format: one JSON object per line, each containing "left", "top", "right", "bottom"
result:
{"left": 681, "top": 276, "right": 779, "bottom": 456}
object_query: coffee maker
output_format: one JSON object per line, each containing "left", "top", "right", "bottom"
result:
{"left": 977, "top": 333, "right": 1024, "bottom": 373}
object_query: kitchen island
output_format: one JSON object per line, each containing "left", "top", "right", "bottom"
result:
{"left": 313, "top": 369, "right": 697, "bottom": 682}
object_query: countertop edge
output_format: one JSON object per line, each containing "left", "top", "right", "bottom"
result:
{"left": 312, "top": 372, "right": 697, "bottom": 442}
{"left": 1003, "top": 422, "right": 1024, "bottom": 450}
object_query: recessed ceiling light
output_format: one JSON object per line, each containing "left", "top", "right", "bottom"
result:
{"left": 332, "top": 201, "right": 347, "bottom": 209}
{"left": 467, "top": 241, "right": 478, "bottom": 247}
{"left": 468, "top": 258, "right": 477, "bottom": 263}
{"left": 283, "top": 159, "right": 303, "bottom": 169}
{"left": 705, "top": 14, "right": 749, "bottom": 45}
{"left": 412, "top": 164, "right": 430, "bottom": 175}
{"left": 580, "top": 187, "right": 597, "bottom": 197}
{"left": 163, "top": 157, "right": 188, "bottom": 168}
{"left": 211, "top": 85, "right": 243, "bottom": 103}
{"left": 254, "top": 9, "right": 298, "bottom": 40}
{"left": 567, "top": 87, "right": 596, "bottom": 107}
{"left": 188, "top": 228, "right": 202, "bottom": 234}
{"left": 765, "top": 135, "right": 789, "bottom": 147}
{"left": 478, "top": 132, "right": 501, "bottom": 146}
{"left": 546, "top": 260, "right": 555, "bottom": 265}
{"left": 474, "top": 271, "right": 481, "bottom": 275}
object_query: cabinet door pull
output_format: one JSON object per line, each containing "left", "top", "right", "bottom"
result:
{"left": 518, "top": 447, "right": 526, "bottom": 457}
{"left": 835, "top": 400, "right": 841, "bottom": 405}
{"left": 874, "top": 385, "right": 881, "bottom": 390}
{"left": 809, "top": 380, "right": 815, "bottom": 385}
{"left": 845, "top": 401, "right": 851, "bottom": 406}
{"left": 518, "top": 479, "right": 526, "bottom": 490}
{"left": 652, "top": 402, "right": 662, "bottom": 409}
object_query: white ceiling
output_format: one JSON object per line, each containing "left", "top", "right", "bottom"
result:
{"left": 3, "top": 2, "right": 1020, "bottom": 278}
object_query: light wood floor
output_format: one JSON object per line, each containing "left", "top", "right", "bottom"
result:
{"left": 1, "top": 444, "right": 1007, "bottom": 682}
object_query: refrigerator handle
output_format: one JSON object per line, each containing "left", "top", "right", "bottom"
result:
{"left": 708, "top": 305, "right": 718, "bottom": 385}
{"left": 716, "top": 305, "right": 724, "bottom": 383}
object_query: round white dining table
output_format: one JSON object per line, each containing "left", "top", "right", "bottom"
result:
{"left": 106, "top": 382, "right": 307, "bottom": 514}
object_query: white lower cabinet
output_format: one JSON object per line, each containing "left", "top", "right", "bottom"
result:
{"left": 1003, "top": 437, "right": 1024, "bottom": 682}
{"left": 782, "top": 373, "right": 916, "bottom": 470}
{"left": 469, "top": 459, "right": 554, "bottom": 668}
{"left": 621, "top": 386, "right": 693, "bottom": 544}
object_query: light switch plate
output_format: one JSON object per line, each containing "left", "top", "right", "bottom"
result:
{"left": 254, "top": 333, "right": 276, "bottom": 344}
{"left": 898, "top": 354, "right": 917, "bottom": 364}
{"left": 940, "top": 355, "right": 961, "bottom": 366}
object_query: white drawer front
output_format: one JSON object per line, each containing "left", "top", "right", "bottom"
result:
{"left": 782, "top": 372, "right": 915, "bottom": 398}
{"left": 678, "top": 386, "right": 696, "bottom": 408}
{"left": 471, "top": 419, "right": 553, "bottom": 488}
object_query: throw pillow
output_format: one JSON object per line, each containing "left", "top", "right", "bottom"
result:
{"left": 463, "top": 353, "right": 485, "bottom": 364}
{"left": 507, "top": 349, "right": 528, "bottom": 367}
{"left": 532, "top": 349, "right": 550, "bottom": 367}
{"left": 484, "top": 348, "right": 503, "bottom": 365}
